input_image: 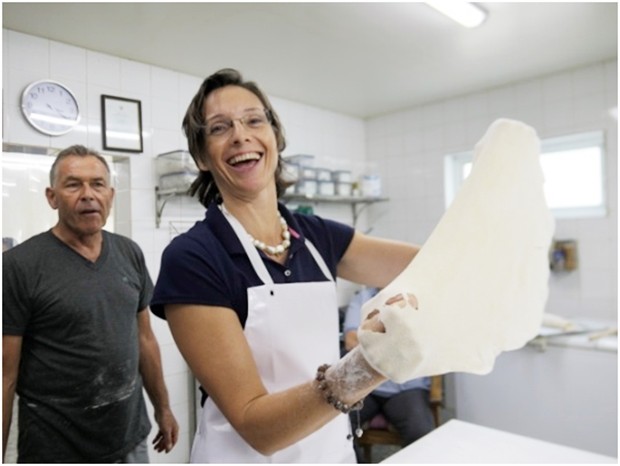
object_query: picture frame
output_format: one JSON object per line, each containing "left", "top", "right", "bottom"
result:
{"left": 101, "top": 95, "right": 143, "bottom": 153}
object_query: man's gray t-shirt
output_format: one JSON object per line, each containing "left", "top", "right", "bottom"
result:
{"left": 3, "top": 230, "right": 153, "bottom": 462}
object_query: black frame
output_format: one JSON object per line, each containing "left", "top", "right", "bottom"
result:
{"left": 101, "top": 94, "right": 143, "bottom": 153}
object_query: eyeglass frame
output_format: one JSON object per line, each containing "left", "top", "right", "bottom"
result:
{"left": 202, "top": 108, "right": 273, "bottom": 138}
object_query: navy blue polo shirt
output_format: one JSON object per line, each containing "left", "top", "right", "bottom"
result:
{"left": 150, "top": 201, "right": 355, "bottom": 327}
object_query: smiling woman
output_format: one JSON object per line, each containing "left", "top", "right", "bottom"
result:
{"left": 149, "top": 68, "right": 422, "bottom": 463}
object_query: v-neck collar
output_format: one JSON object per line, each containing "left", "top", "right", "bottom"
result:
{"left": 47, "top": 229, "right": 109, "bottom": 269}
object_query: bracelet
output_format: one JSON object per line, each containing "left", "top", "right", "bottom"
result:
{"left": 315, "top": 364, "right": 364, "bottom": 414}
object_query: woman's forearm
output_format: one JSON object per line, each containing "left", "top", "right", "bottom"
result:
{"left": 233, "top": 346, "right": 386, "bottom": 455}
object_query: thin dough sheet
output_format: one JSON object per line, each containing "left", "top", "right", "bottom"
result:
{"left": 358, "top": 118, "right": 555, "bottom": 382}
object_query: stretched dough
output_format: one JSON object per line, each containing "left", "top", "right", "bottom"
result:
{"left": 358, "top": 118, "right": 555, "bottom": 383}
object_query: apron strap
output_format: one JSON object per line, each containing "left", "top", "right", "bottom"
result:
{"left": 220, "top": 204, "right": 274, "bottom": 285}
{"left": 220, "top": 204, "right": 335, "bottom": 285}
{"left": 305, "top": 239, "right": 335, "bottom": 282}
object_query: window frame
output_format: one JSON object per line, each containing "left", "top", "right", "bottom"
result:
{"left": 443, "top": 130, "right": 607, "bottom": 219}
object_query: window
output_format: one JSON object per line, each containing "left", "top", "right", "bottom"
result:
{"left": 444, "top": 131, "right": 606, "bottom": 218}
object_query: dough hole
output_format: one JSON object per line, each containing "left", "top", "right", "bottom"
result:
{"left": 385, "top": 292, "right": 419, "bottom": 310}
{"left": 362, "top": 309, "right": 386, "bottom": 333}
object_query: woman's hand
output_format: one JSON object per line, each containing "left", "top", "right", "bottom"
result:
{"left": 360, "top": 292, "right": 418, "bottom": 333}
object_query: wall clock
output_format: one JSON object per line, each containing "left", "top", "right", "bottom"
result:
{"left": 21, "top": 79, "right": 81, "bottom": 136}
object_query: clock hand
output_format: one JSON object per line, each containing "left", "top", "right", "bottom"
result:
{"left": 46, "top": 103, "right": 71, "bottom": 119}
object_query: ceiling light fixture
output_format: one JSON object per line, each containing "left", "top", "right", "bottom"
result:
{"left": 425, "top": 1, "right": 487, "bottom": 28}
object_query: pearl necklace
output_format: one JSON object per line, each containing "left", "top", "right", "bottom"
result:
{"left": 249, "top": 214, "right": 291, "bottom": 256}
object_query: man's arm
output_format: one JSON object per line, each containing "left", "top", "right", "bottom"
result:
{"left": 3, "top": 335, "right": 22, "bottom": 461}
{"left": 137, "top": 309, "right": 179, "bottom": 453}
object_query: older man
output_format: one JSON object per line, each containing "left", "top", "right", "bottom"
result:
{"left": 3, "top": 145, "right": 178, "bottom": 463}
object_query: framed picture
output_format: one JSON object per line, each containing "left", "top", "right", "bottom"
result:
{"left": 101, "top": 95, "right": 143, "bottom": 153}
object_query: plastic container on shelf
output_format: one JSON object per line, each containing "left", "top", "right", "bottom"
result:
{"left": 316, "top": 168, "right": 332, "bottom": 182}
{"left": 156, "top": 150, "right": 199, "bottom": 177}
{"left": 284, "top": 154, "right": 317, "bottom": 183}
{"left": 332, "top": 170, "right": 353, "bottom": 183}
{"left": 300, "top": 167, "right": 318, "bottom": 180}
{"left": 335, "top": 181, "right": 353, "bottom": 197}
{"left": 318, "top": 180, "right": 335, "bottom": 196}
{"left": 295, "top": 179, "right": 318, "bottom": 196}
{"left": 284, "top": 154, "right": 315, "bottom": 167}
{"left": 159, "top": 172, "right": 196, "bottom": 191}
{"left": 360, "top": 174, "right": 382, "bottom": 197}
{"left": 282, "top": 162, "right": 300, "bottom": 182}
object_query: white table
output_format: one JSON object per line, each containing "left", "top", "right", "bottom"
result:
{"left": 381, "top": 419, "right": 617, "bottom": 464}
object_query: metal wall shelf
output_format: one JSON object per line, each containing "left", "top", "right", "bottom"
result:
{"left": 155, "top": 187, "right": 190, "bottom": 228}
{"left": 281, "top": 193, "right": 389, "bottom": 226}
{"left": 156, "top": 189, "right": 388, "bottom": 228}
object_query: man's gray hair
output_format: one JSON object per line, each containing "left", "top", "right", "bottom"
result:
{"left": 50, "top": 145, "right": 111, "bottom": 186}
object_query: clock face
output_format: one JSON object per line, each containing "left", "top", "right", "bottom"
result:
{"left": 21, "top": 80, "right": 81, "bottom": 136}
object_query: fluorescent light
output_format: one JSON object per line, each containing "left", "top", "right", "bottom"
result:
{"left": 426, "top": 1, "right": 487, "bottom": 28}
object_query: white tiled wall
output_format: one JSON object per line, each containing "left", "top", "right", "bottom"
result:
{"left": 3, "top": 29, "right": 194, "bottom": 463}
{"left": 2, "top": 28, "right": 366, "bottom": 463}
{"left": 365, "top": 60, "right": 618, "bottom": 323}
{"left": 3, "top": 27, "right": 617, "bottom": 462}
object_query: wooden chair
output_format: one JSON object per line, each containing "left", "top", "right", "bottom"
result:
{"left": 355, "top": 375, "right": 444, "bottom": 463}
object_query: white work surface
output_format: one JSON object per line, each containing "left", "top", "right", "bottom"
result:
{"left": 455, "top": 330, "right": 617, "bottom": 457}
{"left": 381, "top": 419, "right": 617, "bottom": 464}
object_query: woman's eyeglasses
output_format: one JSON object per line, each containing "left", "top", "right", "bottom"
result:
{"left": 204, "top": 109, "right": 272, "bottom": 138}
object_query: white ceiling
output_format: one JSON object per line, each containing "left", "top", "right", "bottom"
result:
{"left": 2, "top": 2, "right": 617, "bottom": 119}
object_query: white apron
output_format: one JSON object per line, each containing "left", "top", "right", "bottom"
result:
{"left": 190, "top": 208, "right": 355, "bottom": 463}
